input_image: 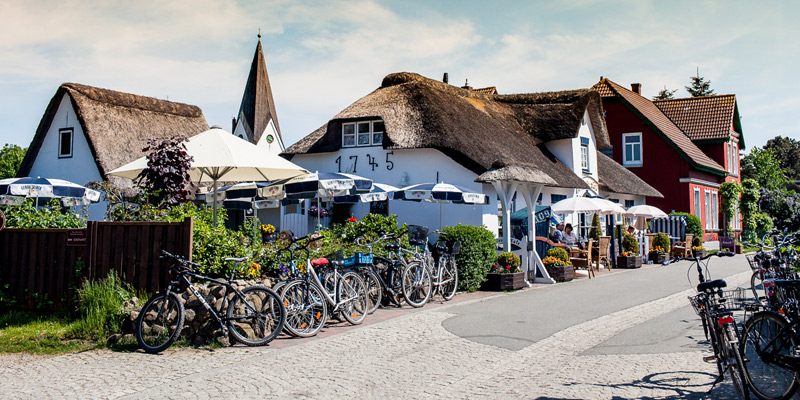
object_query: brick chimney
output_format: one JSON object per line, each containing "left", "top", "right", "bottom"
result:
{"left": 631, "top": 83, "right": 642, "bottom": 95}
{"left": 443, "top": 72, "right": 449, "bottom": 84}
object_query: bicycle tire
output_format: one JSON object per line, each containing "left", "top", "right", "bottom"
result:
{"left": 441, "top": 257, "right": 458, "bottom": 301}
{"left": 135, "top": 292, "right": 184, "bottom": 353}
{"left": 281, "top": 280, "right": 327, "bottom": 338}
{"left": 364, "top": 268, "right": 383, "bottom": 314}
{"left": 402, "top": 261, "right": 432, "bottom": 308}
{"left": 339, "top": 271, "right": 368, "bottom": 325}
{"left": 226, "top": 286, "right": 285, "bottom": 346}
{"left": 740, "top": 312, "right": 799, "bottom": 400}
{"left": 723, "top": 327, "right": 751, "bottom": 400}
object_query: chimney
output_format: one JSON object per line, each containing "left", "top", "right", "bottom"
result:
{"left": 461, "top": 79, "right": 472, "bottom": 90}
{"left": 443, "top": 72, "right": 449, "bottom": 84}
{"left": 631, "top": 83, "right": 642, "bottom": 95}
{"left": 232, "top": 117, "right": 236, "bottom": 133}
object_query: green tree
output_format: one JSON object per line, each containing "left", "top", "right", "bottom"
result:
{"left": 740, "top": 148, "right": 788, "bottom": 191}
{"left": 0, "top": 144, "right": 26, "bottom": 179}
{"left": 719, "top": 181, "right": 743, "bottom": 236}
{"left": 740, "top": 179, "right": 760, "bottom": 232}
{"left": 685, "top": 68, "right": 716, "bottom": 97}
{"left": 764, "top": 136, "right": 800, "bottom": 181}
{"left": 653, "top": 87, "right": 678, "bottom": 100}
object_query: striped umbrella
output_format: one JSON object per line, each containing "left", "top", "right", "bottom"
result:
{"left": 0, "top": 177, "right": 101, "bottom": 207}
{"left": 392, "top": 182, "right": 489, "bottom": 229}
{"left": 333, "top": 183, "right": 398, "bottom": 204}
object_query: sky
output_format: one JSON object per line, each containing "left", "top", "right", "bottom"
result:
{"left": 1, "top": 0, "right": 798, "bottom": 151}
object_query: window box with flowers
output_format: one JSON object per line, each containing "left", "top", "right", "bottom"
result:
{"left": 483, "top": 252, "right": 526, "bottom": 291}
{"left": 617, "top": 233, "right": 642, "bottom": 268}
{"left": 543, "top": 247, "right": 573, "bottom": 282}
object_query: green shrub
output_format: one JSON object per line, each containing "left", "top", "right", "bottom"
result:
{"left": 754, "top": 213, "right": 774, "bottom": 232}
{"left": 496, "top": 252, "right": 521, "bottom": 268}
{"left": 2, "top": 198, "right": 87, "bottom": 228}
{"left": 692, "top": 236, "right": 702, "bottom": 247}
{"left": 670, "top": 212, "right": 703, "bottom": 238}
{"left": 70, "top": 272, "right": 138, "bottom": 339}
{"left": 546, "top": 247, "right": 569, "bottom": 263}
{"left": 192, "top": 223, "right": 249, "bottom": 277}
{"left": 587, "top": 213, "right": 602, "bottom": 241}
{"left": 652, "top": 233, "right": 670, "bottom": 252}
{"left": 440, "top": 224, "right": 496, "bottom": 292}
{"left": 621, "top": 233, "right": 639, "bottom": 255}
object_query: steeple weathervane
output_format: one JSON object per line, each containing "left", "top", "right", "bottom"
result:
{"left": 258, "top": 28, "right": 261, "bottom": 40}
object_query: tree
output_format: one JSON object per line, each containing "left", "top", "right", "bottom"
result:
{"left": 685, "top": 67, "right": 716, "bottom": 97}
{"left": 137, "top": 137, "right": 194, "bottom": 206}
{"left": 719, "top": 181, "right": 742, "bottom": 236}
{"left": 0, "top": 144, "right": 27, "bottom": 179}
{"left": 764, "top": 136, "right": 800, "bottom": 181}
{"left": 740, "top": 148, "right": 788, "bottom": 192}
{"left": 740, "top": 179, "right": 760, "bottom": 232}
{"left": 653, "top": 87, "right": 678, "bottom": 100}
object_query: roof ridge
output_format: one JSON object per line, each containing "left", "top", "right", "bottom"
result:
{"left": 652, "top": 93, "right": 736, "bottom": 103}
{"left": 61, "top": 82, "right": 203, "bottom": 117}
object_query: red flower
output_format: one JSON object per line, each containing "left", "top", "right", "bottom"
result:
{"left": 493, "top": 264, "right": 497, "bottom": 268}
{"left": 349, "top": 217, "right": 358, "bottom": 222}
{"left": 506, "top": 266, "right": 511, "bottom": 269}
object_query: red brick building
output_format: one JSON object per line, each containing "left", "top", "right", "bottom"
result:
{"left": 592, "top": 79, "right": 744, "bottom": 241}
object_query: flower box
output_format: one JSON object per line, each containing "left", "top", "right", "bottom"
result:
{"left": 616, "top": 255, "right": 642, "bottom": 269}
{"left": 648, "top": 253, "right": 668, "bottom": 264}
{"left": 545, "top": 264, "right": 574, "bottom": 282}
{"left": 483, "top": 272, "right": 526, "bottom": 291}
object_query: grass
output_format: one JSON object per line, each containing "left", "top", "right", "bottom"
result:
{"left": 0, "top": 311, "right": 98, "bottom": 354}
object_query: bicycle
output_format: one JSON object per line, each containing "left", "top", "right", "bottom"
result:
{"left": 281, "top": 236, "right": 368, "bottom": 337}
{"left": 426, "top": 232, "right": 460, "bottom": 301}
{"left": 745, "top": 232, "right": 798, "bottom": 305}
{"left": 665, "top": 251, "right": 750, "bottom": 399}
{"left": 135, "top": 250, "right": 286, "bottom": 353}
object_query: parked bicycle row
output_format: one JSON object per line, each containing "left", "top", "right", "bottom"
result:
{"left": 134, "top": 224, "right": 461, "bottom": 351}
{"left": 663, "top": 230, "right": 799, "bottom": 400}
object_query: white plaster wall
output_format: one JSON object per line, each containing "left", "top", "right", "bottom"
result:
{"left": 28, "top": 94, "right": 106, "bottom": 220}
{"left": 290, "top": 148, "right": 497, "bottom": 232}
{"left": 544, "top": 111, "right": 598, "bottom": 185}
{"left": 256, "top": 119, "right": 284, "bottom": 154}
{"left": 233, "top": 112, "right": 250, "bottom": 142}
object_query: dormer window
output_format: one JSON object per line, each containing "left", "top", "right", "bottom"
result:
{"left": 58, "top": 128, "right": 73, "bottom": 158}
{"left": 342, "top": 120, "right": 384, "bottom": 147}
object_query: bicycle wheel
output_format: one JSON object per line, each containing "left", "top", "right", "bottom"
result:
{"left": 135, "top": 292, "right": 184, "bottom": 353}
{"left": 339, "top": 271, "right": 368, "bottom": 325}
{"left": 722, "top": 327, "right": 750, "bottom": 400}
{"left": 282, "top": 280, "right": 327, "bottom": 338}
{"left": 227, "top": 286, "right": 285, "bottom": 346}
{"left": 740, "top": 312, "right": 799, "bottom": 400}
{"left": 364, "top": 268, "right": 383, "bottom": 314}
{"left": 402, "top": 261, "right": 432, "bottom": 308}
{"left": 441, "top": 257, "right": 458, "bottom": 301}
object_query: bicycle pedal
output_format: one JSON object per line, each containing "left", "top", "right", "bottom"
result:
{"left": 703, "top": 356, "right": 716, "bottom": 363}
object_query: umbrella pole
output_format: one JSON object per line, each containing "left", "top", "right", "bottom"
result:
{"left": 317, "top": 197, "right": 321, "bottom": 232}
{"left": 439, "top": 202, "right": 442, "bottom": 231}
{"left": 212, "top": 178, "right": 218, "bottom": 227}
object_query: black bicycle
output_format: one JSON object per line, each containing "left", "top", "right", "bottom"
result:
{"left": 135, "top": 250, "right": 286, "bottom": 353}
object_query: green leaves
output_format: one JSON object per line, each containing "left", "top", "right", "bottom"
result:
{"left": 0, "top": 144, "right": 26, "bottom": 179}
{"left": 440, "top": 224, "right": 496, "bottom": 292}
{"left": 2, "top": 198, "right": 86, "bottom": 228}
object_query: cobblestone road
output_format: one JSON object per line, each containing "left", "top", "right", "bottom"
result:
{"left": 0, "top": 263, "right": 774, "bottom": 399}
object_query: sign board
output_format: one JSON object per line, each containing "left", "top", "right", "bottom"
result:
{"left": 66, "top": 229, "right": 88, "bottom": 247}
{"left": 719, "top": 236, "right": 735, "bottom": 251}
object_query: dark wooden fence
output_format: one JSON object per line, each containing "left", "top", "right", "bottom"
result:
{"left": 0, "top": 217, "right": 193, "bottom": 310}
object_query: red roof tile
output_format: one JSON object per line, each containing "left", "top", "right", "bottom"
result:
{"left": 591, "top": 79, "right": 725, "bottom": 174}
{"left": 653, "top": 95, "right": 737, "bottom": 141}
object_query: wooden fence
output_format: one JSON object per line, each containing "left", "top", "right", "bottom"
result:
{"left": 0, "top": 217, "right": 193, "bottom": 310}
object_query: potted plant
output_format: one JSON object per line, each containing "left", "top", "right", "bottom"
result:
{"left": 259, "top": 224, "right": 276, "bottom": 242}
{"left": 649, "top": 233, "right": 670, "bottom": 264}
{"left": 617, "top": 233, "right": 642, "bottom": 268}
{"left": 543, "top": 247, "right": 573, "bottom": 282}
{"left": 484, "top": 252, "right": 525, "bottom": 290}
{"left": 692, "top": 236, "right": 706, "bottom": 258}
{"left": 587, "top": 213, "right": 602, "bottom": 258}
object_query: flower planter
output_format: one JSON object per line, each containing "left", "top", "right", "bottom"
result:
{"left": 616, "top": 255, "right": 642, "bottom": 269}
{"left": 693, "top": 249, "right": 707, "bottom": 258}
{"left": 544, "top": 264, "right": 574, "bottom": 282}
{"left": 483, "top": 272, "right": 526, "bottom": 291}
{"left": 648, "top": 253, "right": 668, "bottom": 264}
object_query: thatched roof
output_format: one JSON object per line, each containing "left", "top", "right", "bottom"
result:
{"left": 18, "top": 83, "right": 209, "bottom": 192}
{"left": 596, "top": 151, "right": 663, "bottom": 198}
{"left": 284, "top": 72, "right": 610, "bottom": 189}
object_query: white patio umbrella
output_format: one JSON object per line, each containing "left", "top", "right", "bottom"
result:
{"left": 590, "top": 198, "right": 627, "bottom": 215}
{"left": 625, "top": 204, "right": 667, "bottom": 218}
{"left": 0, "top": 177, "right": 101, "bottom": 207}
{"left": 550, "top": 196, "right": 605, "bottom": 215}
{"left": 392, "top": 182, "right": 489, "bottom": 229}
{"left": 108, "top": 127, "right": 308, "bottom": 226}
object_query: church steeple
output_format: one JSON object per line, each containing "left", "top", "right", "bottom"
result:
{"left": 233, "top": 33, "right": 283, "bottom": 152}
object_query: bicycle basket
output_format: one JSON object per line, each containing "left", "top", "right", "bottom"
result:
{"left": 719, "top": 287, "right": 752, "bottom": 311}
{"left": 342, "top": 252, "right": 373, "bottom": 267}
{"left": 745, "top": 254, "right": 758, "bottom": 271}
{"left": 688, "top": 294, "right": 705, "bottom": 316}
{"left": 408, "top": 225, "right": 429, "bottom": 245}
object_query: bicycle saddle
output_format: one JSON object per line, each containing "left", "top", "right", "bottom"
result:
{"left": 385, "top": 243, "right": 400, "bottom": 251}
{"left": 697, "top": 279, "right": 726, "bottom": 292}
{"left": 311, "top": 258, "right": 329, "bottom": 267}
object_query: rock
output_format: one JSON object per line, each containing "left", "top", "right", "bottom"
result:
{"left": 196, "top": 308, "right": 210, "bottom": 323}
{"left": 211, "top": 285, "right": 227, "bottom": 299}
{"left": 216, "top": 335, "right": 230, "bottom": 347}
{"left": 122, "top": 333, "right": 135, "bottom": 342}
{"left": 214, "top": 297, "right": 225, "bottom": 313}
{"left": 186, "top": 295, "right": 202, "bottom": 308}
{"left": 129, "top": 310, "right": 140, "bottom": 322}
{"left": 233, "top": 279, "right": 247, "bottom": 287}
{"left": 197, "top": 285, "right": 210, "bottom": 297}
{"left": 191, "top": 335, "right": 205, "bottom": 346}
{"left": 107, "top": 333, "right": 122, "bottom": 345}
{"left": 184, "top": 308, "right": 196, "bottom": 323}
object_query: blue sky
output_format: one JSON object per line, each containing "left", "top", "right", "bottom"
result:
{"left": 0, "top": 0, "right": 797, "bottom": 151}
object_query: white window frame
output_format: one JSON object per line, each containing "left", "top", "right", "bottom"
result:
{"left": 622, "top": 132, "right": 643, "bottom": 167}
{"left": 704, "top": 190, "right": 712, "bottom": 230}
{"left": 580, "top": 143, "right": 589, "bottom": 171}
{"left": 58, "top": 128, "right": 74, "bottom": 159}
{"left": 342, "top": 120, "right": 384, "bottom": 148}
{"left": 711, "top": 191, "right": 719, "bottom": 230}
{"left": 732, "top": 139, "right": 739, "bottom": 175}
{"left": 694, "top": 188, "right": 701, "bottom": 219}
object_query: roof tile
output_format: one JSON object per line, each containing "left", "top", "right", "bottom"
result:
{"left": 653, "top": 95, "right": 736, "bottom": 141}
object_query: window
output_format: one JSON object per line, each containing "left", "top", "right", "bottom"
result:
{"left": 550, "top": 194, "right": 566, "bottom": 204}
{"left": 705, "top": 191, "right": 712, "bottom": 229}
{"left": 732, "top": 141, "right": 739, "bottom": 175}
{"left": 625, "top": 199, "right": 635, "bottom": 208}
{"left": 580, "top": 137, "right": 590, "bottom": 172}
{"left": 694, "top": 189, "right": 701, "bottom": 219}
{"left": 622, "top": 133, "right": 642, "bottom": 166}
{"left": 342, "top": 120, "right": 384, "bottom": 147}
{"left": 58, "top": 128, "right": 73, "bottom": 158}
{"left": 711, "top": 191, "right": 718, "bottom": 229}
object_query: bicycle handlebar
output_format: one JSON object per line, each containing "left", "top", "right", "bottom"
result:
{"left": 661, "top": 251, "right": 735, "bottom": 266}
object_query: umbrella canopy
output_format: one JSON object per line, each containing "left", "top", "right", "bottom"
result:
{"left": 0, "top": 177, "right": 101, "bottom": 207}
{"left": 333, "top": 183, "right": 398, "bottom": 204}
{"left": 625, "top": 204, "right": 668, "bottom": 218}
{"left": 589, "top": 197, "right": 627, "bottom": 215}
{"left": 550, "top": 196, "right": 606, "bottom": 215}
{"left": 280, "top": 172, "right": 372, "bottom": 199}
{"left": 392, "top": 182, "right": 489, "bottom": 204}
{"left": 108, "top": 127, "right": 308, "bottom": 225}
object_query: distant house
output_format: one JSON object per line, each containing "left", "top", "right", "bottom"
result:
{"left": 231, "top": 35, "right": 285, "bottom": 155}
{"left": 592, "top": 79, "right": 743, "bottom": 240}
{"left": 17, "top": 83, "right": 209, "bottom": 220}
{"left": 284, "top": 72, "right": 660, "bottom": 242}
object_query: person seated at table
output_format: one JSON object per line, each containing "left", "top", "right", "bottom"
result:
{"left": 563, "top": 223, "right": 579, "bottom": 246}
{"left": 627, "top": 225, "right": 638, "bottom": 236}
{"left": 550, "top": 223, "right": 565, "bottom": 243}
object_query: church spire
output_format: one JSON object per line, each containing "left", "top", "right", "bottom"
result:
{"left": 233, "top": 33, "right": 283, "bottom": 151}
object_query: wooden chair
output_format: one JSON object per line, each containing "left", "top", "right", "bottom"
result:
{"left": 594, "top": 236, "right": 610, "bottom": 270}
{"left": 671, "top": 233, "right": 694, "bottom": 258}
{"left": 644, "top": 233, "right": 657, "bottom": 253}
{"left": 570, "top": 239, "right": 594, "bottom": 279}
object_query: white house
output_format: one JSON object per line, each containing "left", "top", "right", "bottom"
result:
{"left": 17, "top": 83, "right": 209, "bottom": 220}
{"left": 283, "top": 72, "right": 661, "bottom": 282}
